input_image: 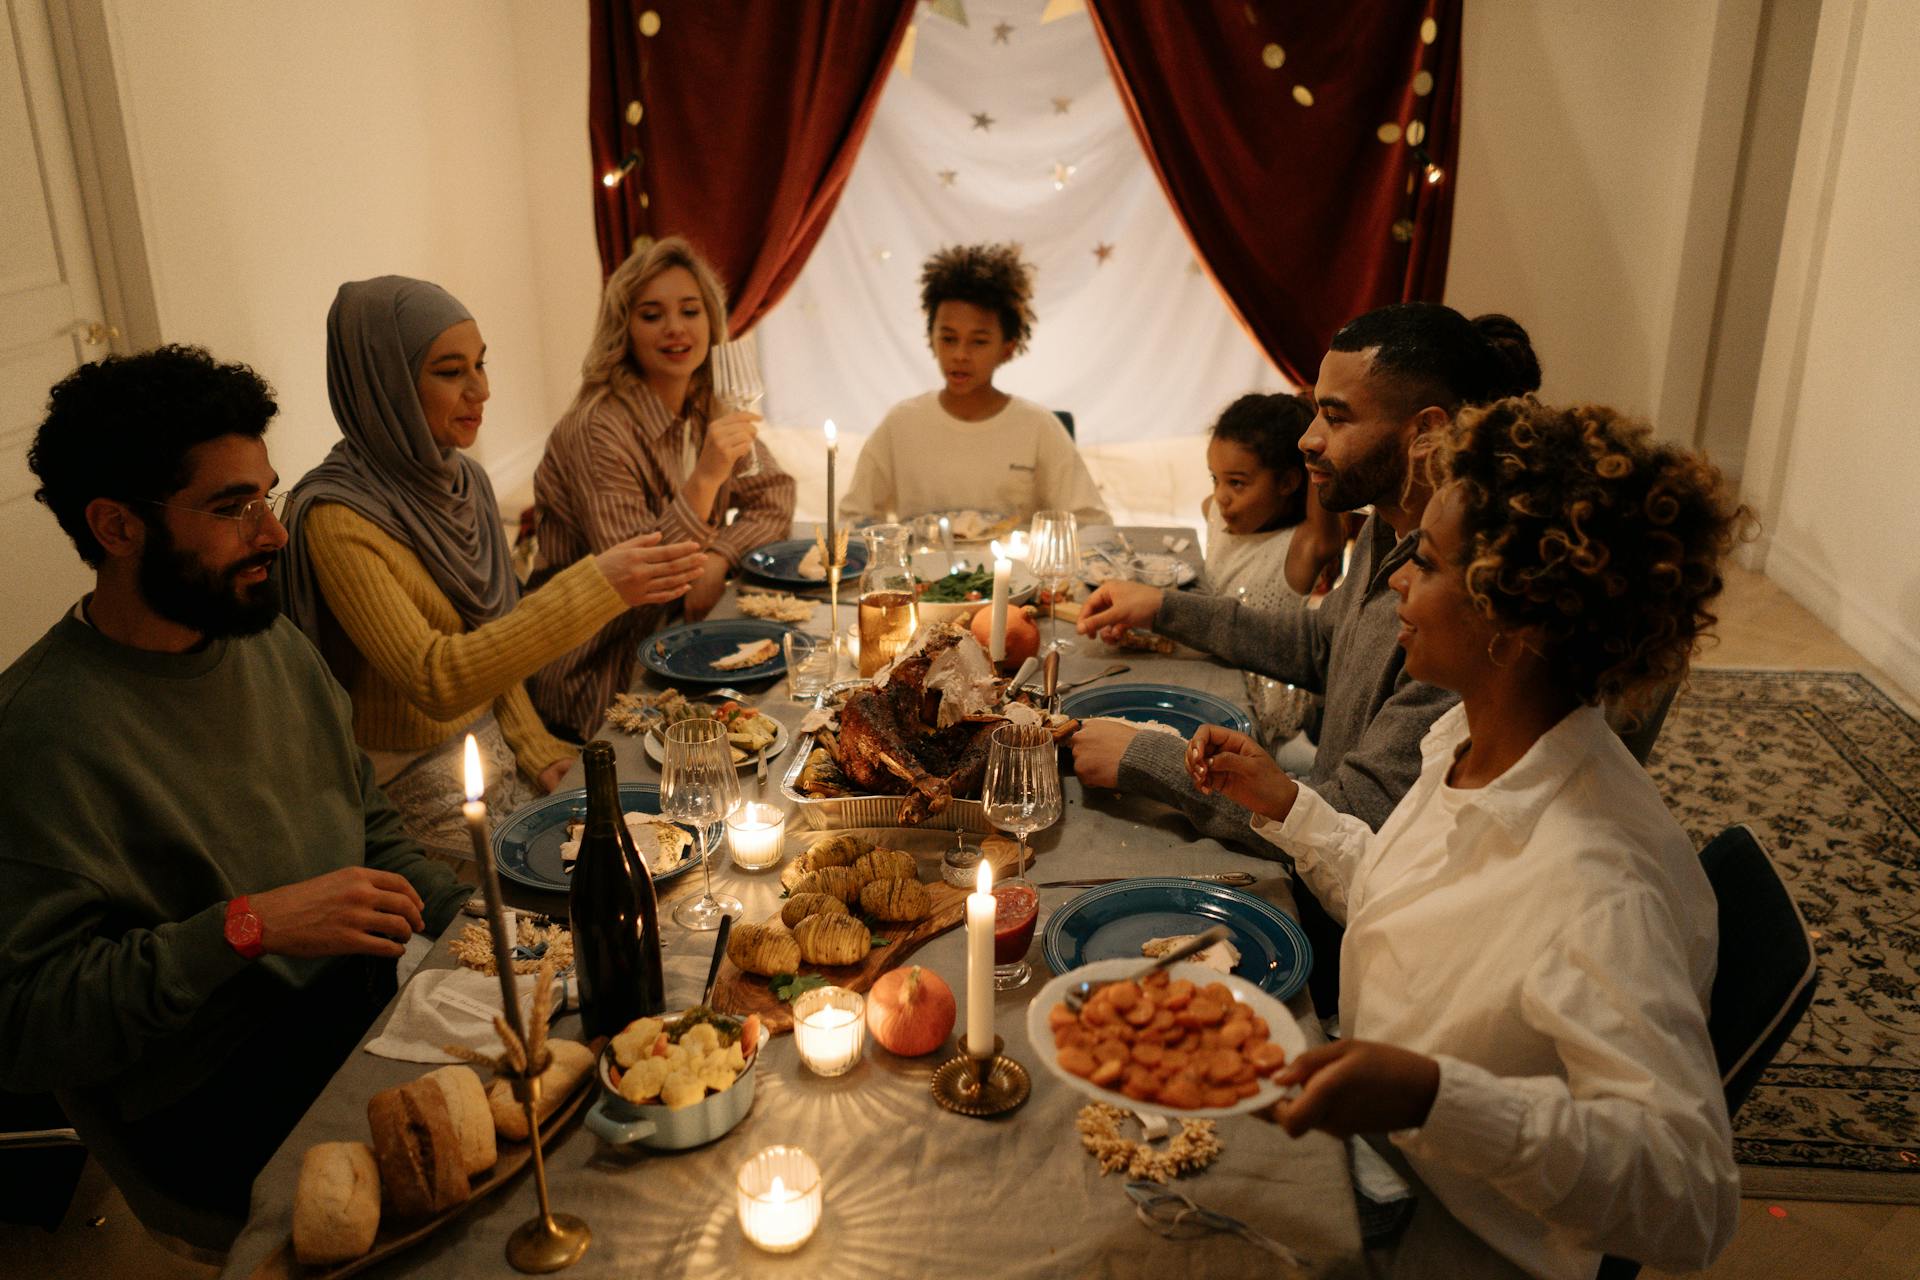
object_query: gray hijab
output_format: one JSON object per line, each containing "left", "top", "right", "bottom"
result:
{"left": 282, "top": 276, "right": 520, "bottom": 641}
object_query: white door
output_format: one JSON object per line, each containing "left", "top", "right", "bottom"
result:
{"left": 0, "top": 0, "right": 107, "bottom": 664}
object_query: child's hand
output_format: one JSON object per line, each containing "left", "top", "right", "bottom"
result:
{"left": 1265, "top": 1040, "right": 1441, "bottom": 1139}
{"left": 696, "top": 411, "right": 762, "bottom": 481}
{"left": 1186, "top": 725, "right": 1297, "bottom": 820}
{"left": 1077, "top": 581, "right": 1163, "bottom": 638}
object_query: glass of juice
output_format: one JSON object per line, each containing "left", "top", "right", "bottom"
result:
{"left": 991, "top": 875, "right": 1040, "bottom": 990}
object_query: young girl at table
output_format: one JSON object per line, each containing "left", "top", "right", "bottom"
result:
{"left": 1187, "top": 399, "right": 1744, "bottom": 1279}
{"left": 838, "top": 242, "right": 1108, "bottom": 525}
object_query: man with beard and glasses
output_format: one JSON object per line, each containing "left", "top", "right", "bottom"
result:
{"left": 1071, "top": 304, "right": 1540, "bottom": 1011}
{"left": 0, "top": 346, "right": 472, "bottom": 1248}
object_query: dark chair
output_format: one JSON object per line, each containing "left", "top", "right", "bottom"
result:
{"left": 1606, "top": 676, "right": 1680, "bottom": 765}
{"left": 0, "top": 1090, "right": 85, "bottom": 1231}
{"left": 1599, "top": 824, "right": 1818, "bottom": 1280}
{"left": 1053, "top": 410, "right": 1075, "bottom": 439}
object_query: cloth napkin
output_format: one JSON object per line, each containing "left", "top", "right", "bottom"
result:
{"left": 364, "top": 966, "right": 568, "bottom": 1064}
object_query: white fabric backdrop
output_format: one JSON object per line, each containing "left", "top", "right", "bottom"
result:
{"left": 756, "top": 0, "right": 1291, "bottom": 533}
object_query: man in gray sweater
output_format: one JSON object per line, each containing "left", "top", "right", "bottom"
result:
{"left": 1074, "top": 304, "right": 1539, "bottom": 1003}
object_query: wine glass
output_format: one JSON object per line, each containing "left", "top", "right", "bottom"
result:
{"left": 659, "top": 718, "right": 743, "bottom": 929}
{"left": 1026, "top": 509, "right": 1079, "bottom": 655}
{"left": 981, "top": 722, "right": 1061, "bottom": 990}
{"left": 709, "top": 333, "right": 764, "bottom": 478}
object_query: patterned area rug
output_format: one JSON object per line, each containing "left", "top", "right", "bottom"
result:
{"left": 1649, "top": 669, "right": 1920, "bottom": 1203}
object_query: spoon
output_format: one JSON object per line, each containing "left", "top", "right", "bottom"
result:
{"left": 1064, "top": 925, "right": 1230, "bottom": 1013}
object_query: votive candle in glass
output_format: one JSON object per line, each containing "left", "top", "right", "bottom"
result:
{"left": 791, "top": 986, "right": 866, "bottom": 1077}
{"left": 726, "top": 801, "right": 786, "bottom": 871}
{"left": 737, "top": 1145, "right": 823, "bottom": 1253}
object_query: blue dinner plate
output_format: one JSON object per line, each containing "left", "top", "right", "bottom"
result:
{"left": 741, "top": 538, "right": 869, "bottom": 588}
{"left": 1042, "top": 878, "right": 1312, "bottom": 1001}
{"left": 492, "top": 783, "right": 699, "bottom": 894}
{"left": 640, "top": 619, "right": 797, "bottom": 686}
{"left": 1058, "top": 683, "right": 1253, "bottom": 738}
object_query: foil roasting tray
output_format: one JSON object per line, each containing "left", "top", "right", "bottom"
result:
{"left": 778, "top": 679, "right": 990, "bottom": 833}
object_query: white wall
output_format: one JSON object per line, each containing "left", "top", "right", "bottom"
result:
{"left": 1741, "top": 0, "right": 1920, "bottom": 697}
{"left": 1446, "top": 0, "right": 1758, "bottom": 435}
{"left": 99, "top": 0, "right": 572, "bottom": 499}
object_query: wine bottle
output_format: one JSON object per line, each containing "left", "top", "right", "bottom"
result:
{"left": 569, "top": 741, "right": 665, "bottom": 1037}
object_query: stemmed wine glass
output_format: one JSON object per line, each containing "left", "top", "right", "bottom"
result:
{"left": 709, "top": 332, "right": 764, "bottom": 478}
{"left": 980, "top": 722, "right": 1062, "bottom": 989}
{"left": 659, "top": 718, "right": 743, "bottom": 930}
{"left": 1026, "top": 509, "right": 1079, "bottom": 655}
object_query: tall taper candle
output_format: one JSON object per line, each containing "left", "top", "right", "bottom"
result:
{"left": 823, "top": 419, "right": 838, "bottom": 568}
{"left": 463, "top": 734, "right": 527, "bottom": 1049}
{"left": 966, "top": 860, "right": 995, "bottom": 1056}
{"left": 987, "top": 540, "right": 1011, "bottom": 666}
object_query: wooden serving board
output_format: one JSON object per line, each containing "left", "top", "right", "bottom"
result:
{"left": 248, "top": 1038, "right": 607, "bottom": 1280}
{"left": 709, "top": 833, "right": 1027, "bottom": 1034}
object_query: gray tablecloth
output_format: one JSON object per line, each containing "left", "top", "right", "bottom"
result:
{"left": 221, "top": 533, "right": 1369, "bottom": 1279}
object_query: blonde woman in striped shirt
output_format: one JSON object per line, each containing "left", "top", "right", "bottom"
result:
{"left": 530, "top": 237, "right": 796, "bottom": 740}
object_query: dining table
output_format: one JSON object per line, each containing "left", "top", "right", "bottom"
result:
{"left": 221, "top": 527, "right": 1398, "bottom": 1279}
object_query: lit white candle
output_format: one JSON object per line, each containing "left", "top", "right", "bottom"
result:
{"left": 737, "top": 1146, "right": 823, "bottom": 1253}
{"left": 792, "top": 986, "right": 866, "bottom": 1076}
{"left": 987, "top": 539, "right": 1012, "bottom": 665}
{"left": 823, "top": 419, "right": 838, "bottom": 562}
{"left": 966, "top": 860, "right": 995, "bottom": 1056}
{"left": 462, "top": 736, "right": 524, "bottom": 1048}
{"left": 726, "top": 801, "right": 786, "bottom": 871}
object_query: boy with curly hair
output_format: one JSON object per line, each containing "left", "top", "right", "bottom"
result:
{"left": 839, "top": 242, "right": 1108, "bottom": 524}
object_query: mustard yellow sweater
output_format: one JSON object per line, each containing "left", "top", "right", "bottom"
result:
{"left": 302, "top": 502, "right": 625, "bottom": 781}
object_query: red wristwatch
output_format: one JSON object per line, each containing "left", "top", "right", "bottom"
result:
{"left": 224, "top": 896, "right": 265, "bottom": 959}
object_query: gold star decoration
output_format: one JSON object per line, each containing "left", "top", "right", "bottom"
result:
{"left": 1051, "top": 96, "right": 1073, "bottom": 115}
{"left": 971, "top": 110, "right": 996, "bottom": 132}
{"left": 937, "top": 168, "right": 957, "bottom": 187}
{"left": 1040, "top": 0, "right": 1085, "bottom": 22}
{"left": 928, "top": 0, "right": 967, "bottom": 27}
{"left": 1051, "top": 161, "right": 1077, "bottom": 190}
{"left": 1093, "top": 242, "right": 1114, "bottom": 265}
{"left": 992, "top": 21, "right": 1013, "bottom": 44}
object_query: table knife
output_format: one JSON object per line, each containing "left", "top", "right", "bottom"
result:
{"left": 1035, "top": 872, "right": 1257, "bottom": 889}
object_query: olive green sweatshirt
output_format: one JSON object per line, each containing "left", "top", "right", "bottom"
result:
{"left": 0, "top": 611, "right": 471, "bottom": 1120}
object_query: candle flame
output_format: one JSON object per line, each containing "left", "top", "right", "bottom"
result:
{"left": 989, "top": 538, "right": 1007, "bottom": 561}
{"left": 1007, "top": 530, "right": 1029, "bottom": 558}
{"left": 977, "top": 860, "right": 992, "bottom": 895}
{"left": 770, "top": 1174, "right": 788, "bottom": 1198}
{"left": 824, "top": 419, "right": 837, "bottom": 445}
{"left": 463, "top": 733, "right": 483, "bottom": 802}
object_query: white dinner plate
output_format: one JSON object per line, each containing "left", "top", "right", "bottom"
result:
{"left": 642, "top": 715, "right": 790, "bottom": 771}
{"left": 1025, "top": 958, "right": 1309, "bottom": 1120}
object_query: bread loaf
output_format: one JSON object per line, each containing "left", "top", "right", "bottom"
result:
{"left": 423, "top": 1064, "right": 496, "bottom": 1176}
{"left": 367, "top": 1078, "right": 470, "bottom": 1220}
{"left": 292, "top": 1141, "right": 380, "bottom": 1264}
{"left": 488, "top": 1039, "right": 596, "bottom": 1142}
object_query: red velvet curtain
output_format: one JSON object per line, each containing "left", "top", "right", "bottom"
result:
{"left": 1087, "top": 1, "right": 1463, "bottom": 386}
{"left": 589, "top": 1, "right": 915, "bottom": 335}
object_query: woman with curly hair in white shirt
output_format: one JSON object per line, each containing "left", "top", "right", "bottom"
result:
{"left": 1187, "top": 397, "right": 1748, "bottom": 1279}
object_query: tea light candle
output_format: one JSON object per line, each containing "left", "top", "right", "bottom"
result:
{"left": 726, "top": 801, "right": 786, "bottom": 871}
{"left": 966, "top": 861, "right": 994, "bottom": 1056}
{"left": 737, "top": 1145, "right": 823, "bottom": 1253}
{"left": 791, "top": 986, "right": 865, "bottom": 1076}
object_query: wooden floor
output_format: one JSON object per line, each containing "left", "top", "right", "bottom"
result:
{"left": 3, "top": 563, "right": 1913, "bottom": 1278}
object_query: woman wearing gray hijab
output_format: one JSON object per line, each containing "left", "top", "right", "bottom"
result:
{"left": 283, "top": 276, "right": 705, "bottom": 861}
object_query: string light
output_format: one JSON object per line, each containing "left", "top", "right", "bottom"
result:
{"left": 602, "top": 151, "right": 641, "bottom": 188}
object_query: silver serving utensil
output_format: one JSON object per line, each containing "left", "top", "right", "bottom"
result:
{"left": 1043, "top": 650, "right": 1061, "bottom": 715}
{"left": 1005, "top": 655, "right": 1041, "bottom": 696}
{"left": 705, "top": 686, "right": 755, "bottom": 703}
{"left": 1036, "top": 872, "right": 1256, "bottom": 889}
{"left": 1063, "top": 925, "right": 1231, "bottom": 1013}
{"left": 1054, "top": 663, "right": 1130, "bottom": 695}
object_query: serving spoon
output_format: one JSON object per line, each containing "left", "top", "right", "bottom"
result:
{"left": 1063, "top": 925, "right": 1231, "bottom": 1013}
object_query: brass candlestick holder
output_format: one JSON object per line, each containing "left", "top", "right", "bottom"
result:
{"left": 504, "top": 1067, "right": 590, "bottom": 1273}
{"left": 930, "top": 1036, "right": 1030, "bottom": 1118}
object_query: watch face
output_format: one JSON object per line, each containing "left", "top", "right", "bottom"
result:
{"left": 226, "top": 911, "right": 262, "bottom": 950}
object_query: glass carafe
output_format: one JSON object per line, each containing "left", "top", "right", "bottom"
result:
{"left": 857, "top": 523, "right": 919, "bottom": 677}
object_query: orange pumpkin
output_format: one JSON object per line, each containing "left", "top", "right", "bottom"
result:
{"left": 865, "top": 966, "right": 956, "bottom": 1057}
{"left": 969, "top": 604, "right": 1039, "bottom": 670}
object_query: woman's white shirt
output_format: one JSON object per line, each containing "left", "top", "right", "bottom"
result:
{"left": 1253, "top": 702, "right": 1738, "bottom": 1280}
